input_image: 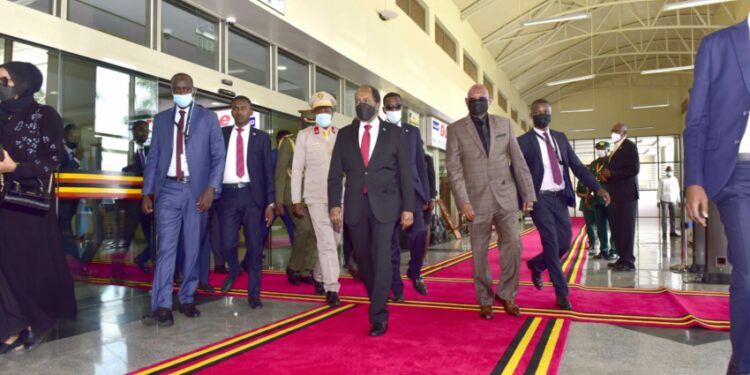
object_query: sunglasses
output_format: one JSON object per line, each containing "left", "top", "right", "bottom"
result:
{"left": 384, "top": 104, "right": 402, "bottom": 111}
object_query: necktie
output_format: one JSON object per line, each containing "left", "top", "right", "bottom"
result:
{"left": 361, "top": 124, "right": 372, "bottom": 193}
{"left": 236, "top": 127, "right": 245, "bottom": 178}
{"left": 480, "top": 122, "right": 489, "bottom": 156}
{"left": 139, "top": 148, "right": 145, "bottom": 167}
{"left": 176, "top": 110, "right": 185, "bottom": 179}
{"left": 543, "top": 131, "right": 563, "bottom": 184}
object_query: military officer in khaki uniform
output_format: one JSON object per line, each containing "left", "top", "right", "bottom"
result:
{"left": 275, "top": 109, "right": 319, "bottom": 288}
{"left": 291, "top": 91, "right": 342, "bottom": 307}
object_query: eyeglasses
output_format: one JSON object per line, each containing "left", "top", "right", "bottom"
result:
{"left": 384, "top": 104, "right": 402, "bottom": 111}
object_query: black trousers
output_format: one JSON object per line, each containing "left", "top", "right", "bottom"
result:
{"left": 347, "top": 193, "right": 394, "bottom": 324}
{"left": 608, "top": 199, "right": 637, "bottom": 267}
{"left": 528, "top": 191, "right": 572, "bottom": 297}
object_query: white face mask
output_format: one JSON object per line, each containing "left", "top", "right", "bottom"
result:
{"left": 385, "top": 110, "right": 402, "bottom": 125}
{"left": 611, "top": 132, "right": 622, "bottom": 143}
{"left": 596, "top": 150, "right": 607, "bottom": 158}
{"left": 666, "top": 172, "right": 672, "bottom": 177}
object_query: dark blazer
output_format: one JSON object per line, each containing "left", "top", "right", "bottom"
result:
{"left": 425, "top": 154, "right": 437, "bottom": 200}
{"left": 384, "top": 120, "right": 430, "bottom": 203}
{"left": 142, "top": 105, "right": 226, "bottom": 199}
{"left": 328, "top": 120, "right": 415, "bottom": 225}
{"left": 122, "top": 146, "right": 149, "bottom": 175}
{"left": 59, "top": 147, "right": 81, "bottom": 173}
{"left": 222, "top": 125, "right": 275, "bottom": 209}
{"left": 607, "top": 139, "right": 640, "bottom": 202}
{"left": 684, "top": 19, "right": 750, "bottom": 198}
{"left": 517, "top": 128, "right": 600, "bottom": 207}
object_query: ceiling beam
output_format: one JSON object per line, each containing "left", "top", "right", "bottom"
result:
{"left": 460, "top": 0, "right": 500, "bottom": 20}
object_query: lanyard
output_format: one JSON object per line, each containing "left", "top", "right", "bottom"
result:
{"left": 173, "top": 103, "right": 194, "bottom": 142}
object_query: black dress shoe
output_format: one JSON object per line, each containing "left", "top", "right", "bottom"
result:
{"left": 213, "top": 265, "right": 229, "bottom": 274}
{"left": 312, "top": 280, "right": 325, "bottom": 295}
{"left": 179, "top": 303, "right": 201, "bottom": 318}
{"left": 300, "top": 275, "right": 314, "bottom": 285}
{"left": 142, "top": 307, "right": 174, "bottom": 327}
{"left": 556, "top": 296, "right": 573, "bottom": 310}
{"left": 527, "top": 262, "right": 543, "bottom": 290}
{"left": 606, "top": 254, "right": 619, "bottom": 261}
{"left": 0, "top": 333, "right": 25, "bottom": 354}
{"left": 612, "top": 263, "right": 636, "bottom": 272}
{"left": 607, "top": 261, "right": 621, "bottom": 268}
{"left": 286, "top": 268, "right": 301, "bottom": 286}
{"left": 412, "top": 277, "right": 428, "bottom": 295}
{"left": 326, "top": 292, "right": 341, "bottom": 307}
{"left": 391, "top": 289, "right": 405, "bottom": 303}
{"left": 369, "top": 321, "right": 388, "bottom": 337}
{"left": 198, "top": 283, "right": 215, "bottom": 293}
{"left": 248, "top": 297, "right": 263, "bottom": 309}
{"left": 221, "top": 275, "right": 236, "bottom": 294}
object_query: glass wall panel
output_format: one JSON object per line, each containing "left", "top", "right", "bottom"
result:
{"left": 228, "top": 30, "right": 270, "bottom": 87}
{"left": 68, "top": 0, "right": 149, "bottom": 45}
{"left": 12, "top": 42, "right": 52, "bottom": 105}
{"left": 11, "top": 0, "right": 52, "bottom": 13}
{"left": 344, "top": 80, "right": 358, "bottom": 117}
{"left": 277, "top": 50, "right": 308, "bottom": 101}
{"left": 161, "top": 1, "right": 218, "bottom": 70}
{"left": 315, "top": 68, "right": 339, "bottom": 104}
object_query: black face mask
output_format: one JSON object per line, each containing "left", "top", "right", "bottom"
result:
{"left": 0, "top": 85, "right": 18, "bottom": 102}
{"left": 468, "top": 98, "right": 489, "bottom": 117}
{"left": 533, "top": 113, "right": 552, "bottom": 129}
{"left": 356, "top": 103, "right": 377, "bottom": 122}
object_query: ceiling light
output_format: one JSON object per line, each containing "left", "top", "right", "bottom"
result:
{"left": 521, "top": 12, "right": 591, "bottom": 27}
{"left": 632, "top": 104, "right": 670, "bottom": 110}
{"left": 277, "top": 65, "right": 288, "bottom": 71}
{"left": 547, "top": 74, "right": 595, "bottom": 86}
{"left": 559, "top": 108, "right": 594, "bottom": 113}
{"left": 568, "top": 128, "right": 596, "bottom": 132}
{"left": 641, "top": 65, "right": 694, "bottom": 75}
{"left": 210, "top": 102, "right": 225, "bottom": 106}
{"left": 663, "top": 0, "right": 735, "bottom": 11}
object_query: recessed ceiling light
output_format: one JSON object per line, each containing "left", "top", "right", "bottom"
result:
{"left": 521, "top": 12, "right": 590, "bottom": 27}
{"left": 277, "top": 65, "right": 288, "bottom": 71}
{"left": 662, "top": 0, "right": 735, "bottom": 12}
{"left": 641, "top": 65, "right": 694, "bottom": 75}
{"left": 547, "top": 74, "right": 595, "bottom": 86}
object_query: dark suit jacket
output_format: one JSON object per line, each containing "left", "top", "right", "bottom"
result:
{"left": 328, "top": 120, "right": 415, "bottom": 225}
{"left": 142, "top": 105, "right": 226, "bottom": 199}
{"left": 517, "top": 129, "right": 600, "bottom": 207}
{"left": 60, "top": 147, "right": 81, "bottom": 173}
{"left": 607, "top": 139, "right": 640, "bottom": 202}
{"left": 222, "top": 125, "right": 275, "bottom": 209}
{"left": 122, "top": 146, "right": 149, "bottom": 176}
{"left": 425, "top": 154, "right": 437, "bottom": 200}
{"left": 384, "top": 120, "right": 430, "bottom": 203}
{"left": 684, "top": 19, "right": 750, "bottom": 198}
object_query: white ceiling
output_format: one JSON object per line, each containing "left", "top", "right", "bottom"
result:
{"left": 455, "top": 0, "right": 741, "bottom": 103}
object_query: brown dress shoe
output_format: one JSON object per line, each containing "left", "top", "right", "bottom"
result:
{"left": 479, "top": 305, "right": 494, "bottom": 320}
{"left": 494, "top": 295, "right": 521, "bottom": 317}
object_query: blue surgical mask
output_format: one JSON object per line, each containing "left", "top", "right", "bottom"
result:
{"left": 385, "top": 110, "right": 402, "bottom": 125}
{"left": 173, "top": 93, "right": 193, "bottom": 108}
{"left": 316, "top": 113, "right": 332, "bottom": 128}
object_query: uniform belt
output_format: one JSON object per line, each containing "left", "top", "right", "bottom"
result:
{"left": 738, "top": 153, "right": 750, "bottom": 162}
{"left": 540, "top": 190, "right": 563, "bottom": 196}
{"left": 167, "top": 176, "right": 190, "bottom": 183}
{"left": 223, "top": 182, "right": 250, "bottom": 189}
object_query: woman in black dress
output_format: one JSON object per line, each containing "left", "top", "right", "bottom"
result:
{"left": 0, "top": 62, "right": 76, "bottom": 353}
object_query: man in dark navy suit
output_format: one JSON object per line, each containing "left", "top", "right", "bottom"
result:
{"left": 122, "top": 120, "right": 153, "bottom": 273}
{"left": 328, "top": 85, "right": 414, "bottom": 336}
{"left": 141, "top": 73, "right": 226, "bottom": 326}
{"left": 517, "top": 98, "right": 609, "bottom": 310}
{"left": 684, "top": 18, "right": 750, "bottom": 375}
{"left": 217, "top": 96, "right": 275, "bottom": 309}
{"left": 382, "top": 92, "right": 431, "bottom": 301}
{"left": 59, "top": 124, "right": 81, "bottom": 260}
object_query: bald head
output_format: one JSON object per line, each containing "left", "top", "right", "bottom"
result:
{"left": 466, "top": 84, "right": 491, "bottom": 117}
{"left": 611, "top": 122, "right": 628, "bottom": 135}
{"left": 467, "top": 84, "right": 490, "bottom": 101}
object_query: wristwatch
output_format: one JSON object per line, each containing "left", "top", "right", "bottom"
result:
{"left": 268, "top": 202, "right": 276, "bottom": 209}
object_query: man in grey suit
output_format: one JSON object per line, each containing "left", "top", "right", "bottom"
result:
{"left": 446, "top": 84, "right": 536, "bottom": 320}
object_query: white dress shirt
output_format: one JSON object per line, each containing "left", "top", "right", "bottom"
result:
{"left": 358, "top": 116, "right": 381, "bottom": 160}
{"left": 658, "top": 175, "right": 681, "bottom": 203}
{"left": 168, "top": 106, "right": 191, "bottom": 177}
{"left": 533, "top": 128, "right": 565, "bottom": 192}
{"left": 223, "top": 125, "right": 251, "bottom": 184}
{"left": 739, "top": 16, "right": 750, "bottom": 154}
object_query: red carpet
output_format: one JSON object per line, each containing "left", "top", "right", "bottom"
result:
{"left": 130, "top": 304, "right": 570, "bottom": 375}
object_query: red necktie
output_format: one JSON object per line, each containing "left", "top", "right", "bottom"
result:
{"left": 176, "top": 110, "right": 185, "bottom": 179}
{"left": 543, "top": 131, "right": 563, "bottom": 184}
{"left": 236, "top": 127, "right": 245, "bottom": 178}
{"left": 361, "top": 124, "right": 371, "bottom": 193}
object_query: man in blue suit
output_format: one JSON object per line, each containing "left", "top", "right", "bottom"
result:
{"left": 217, "top": 96, "right": 275, "bottom": 310}
{"left": 141, "top": 73, "right": 226, "bottom": 326}
{"left": 382, "top": 92, "right": 431, "bottom": 301}
{"left": 684, "top": 18, "right": 750, "bottom": 375}
{"left": 517, "top": 98, "right": 609, "bottom": 310}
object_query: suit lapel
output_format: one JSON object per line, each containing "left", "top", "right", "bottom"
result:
{"left": 730, "top": 19, "right": 750, "bottom": 95}
{"left": 352, "top": 121, "right": 367, "bottom": 169}
{"left": 464, "top": 116, "right": 486, "bottom": 158}
{"left": 488, "top": 116, "right": 498, "bottom": 158}
{"left": 527, "top": 130, "right": 543, "bottom": 167}
{"left": 369, "top": 122, "right": 389, "bottom": 167}
{"left": 163, "top": 109, "right": 175, "bottom": 163}
{"left": 246, "top": 126, "right": 255, "bottom": 168}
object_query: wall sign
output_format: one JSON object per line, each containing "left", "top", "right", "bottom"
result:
{"left": 427, "top": 117, "right": 447, "bottom": 150}
{"left": 214, "top": 108, "right": 261, "bottom": 128}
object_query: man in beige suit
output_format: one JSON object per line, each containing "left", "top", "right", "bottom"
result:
{"left": 291, "top": 91, "right": 341, "bottom": 307}
{"left": 446, "top": 84, "right": 536, "bottom": 320}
